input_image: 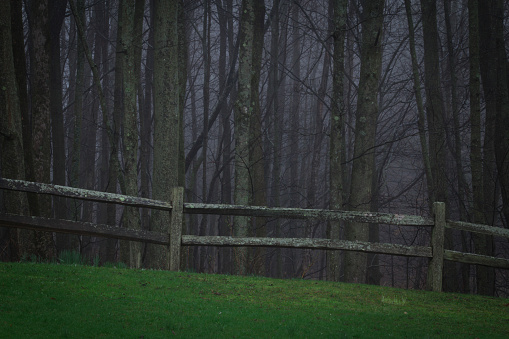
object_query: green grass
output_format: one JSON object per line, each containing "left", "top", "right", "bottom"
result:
{"left": 57, "top": 250, "right": 87, "bottom": 266}
{"left": 0, "top": 262, "right": 508, "bottom": 338}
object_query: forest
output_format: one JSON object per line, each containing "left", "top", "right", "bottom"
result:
{"left": 0, "top": 0, "right": 508, "bottom": 297}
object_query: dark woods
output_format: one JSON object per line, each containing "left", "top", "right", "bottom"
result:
{"left": 0, "top": 0, "right": 508, "bottom": 296}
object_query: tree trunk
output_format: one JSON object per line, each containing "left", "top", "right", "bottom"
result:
{"left": 149, "top": 0, "right": 181, "bottom": 269}
{"left": 343, "top": 0, "right": 384, "bottom": 284}
{"left": 248, "top": 0, "right": 266, "bottom": 276}
{"left": 131, "top": 0, "right": 146, "bottom": 263}
{"left": 177, "top": 1, "right": 187, "bottom": 271}
{"left": 49, "top": 0, "right": 67, "bottom": 223}
{"left": 443, "top": 0, "right": 471, "bottom": 293}
{"left": 70, "top": 0, "right": 85, "bottom": 225}
{"left": 476, "top": 0, "right": 500, "bottom": 296}
{"left": 286, "top": 0, "right": 302, "bottom": 278}
{"left": 177, "top": 0, "right": 187, "bottom": 192}
{"left": 468, "top": 0, "right": 485, "bottom": 291}
{"left": 119, "top": 0, "right": 142, "bottom": 268}
{"left": 198, "top": 0, "right": 212, "bottom": 272}
{"left": 29, "top": 0, "right": 55, "bottom": 259}
{"left": 137, "top": 0, "right": 154, "bottom": 266}
{"left": 421, "top": 0, "right": 447, "bottom": 206}
{"left": 234, "top": 0, "right": 255, "bottom": 275}
{"left": 491, "top": 0, "right": 509, "bottom": 228}
{"left": 216, "top": 0, "right": 233, "bottom": 275}
{"left": 268, "top": 0, "right": 283, "bottom": 278}
{"left": 404, "top": 0, "right": 433, "bottom": 210}
{"left": 95, "top": 0, "right": 116, "bottom": 263}
{"left": 9, "top": 0, "right": 35, "bottom": 259}
{"left": 420, "top": 0, "right": 457, "bottom": 292}
{"left": 328, "top": 0, "right": 346, "bottom": 282}
{"left": 0, "top": 0, "right": 29, "bottom": 260}
{"left": 289, "top": 1, "right": 301, "bottom": 209}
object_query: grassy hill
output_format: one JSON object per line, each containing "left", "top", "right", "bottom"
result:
{"left": 0, "top": 262, "right": 508, "bottom": 338}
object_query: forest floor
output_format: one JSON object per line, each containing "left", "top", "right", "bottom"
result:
{"left": 0, "top": 261, "right": 508, "bottom": 338}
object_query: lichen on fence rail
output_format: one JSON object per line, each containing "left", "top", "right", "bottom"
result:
{"left": 446, "top": 219, "right": 509, "bottom": 238}
{"left": 444, "top": 250, "right": 509, "bottom": 269}
{"left": 183, "top": 203, "right": 434, "bottom": 226}
{"left": 0, "top": 178, "right": 172, "bottom": 210}
{"left": 181, "top": 235, "right": 432, "bottom": 257}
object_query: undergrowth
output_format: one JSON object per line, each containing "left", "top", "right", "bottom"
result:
{"left": 0, "top": 262, "right": 508, "bottom": 338}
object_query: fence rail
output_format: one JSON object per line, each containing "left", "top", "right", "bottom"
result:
{"left": 0, "top": 213, "right": 169, "bottom": 245}
{"left": 181, "top": 235, "right": 433, "bottom": 257}
{"left": 1, "top": 178, "right": 508, "bottom": 292}
{"left": 183, "top": 203, "right": 434, "bottom": 226}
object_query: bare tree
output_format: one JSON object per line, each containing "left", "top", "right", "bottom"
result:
{"left": 28, "top": 0, "right": 55, "bottom": 259}
{"left": 328, "top": 0, "right": 347, "bottom": 282}
{"left": 149, "top": 0, "right": 182, "bottom": 269}
{"left": 234, "top": 0, "right": 256, "bottom": 275}
{"left": 248, "top": 0, "right": 267, "bottom": 276}
{"left": 343, "top": 0, "right": 384, "bottom": 284}
{"left": 0, "top": 0, "right": 29, "bottom": 260}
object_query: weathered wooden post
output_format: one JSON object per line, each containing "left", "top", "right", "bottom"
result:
{"left": 168, "top": 187, "right": 184, "bottom": 271}
{"left": 427, "top": 202, "right": 445, "bottom": 292}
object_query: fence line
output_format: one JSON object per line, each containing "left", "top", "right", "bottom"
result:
{"left": 1, "top": 178, "right": 509, "bottom": 292}
{"left": 0, "top": 213, "right": 168, "bottom": 245}
{"left": 181, "top": 235, "right": 433, "bottom": 256}
{"left": 183, "top": 203, "right": 434, "bottom": 226}
{"left": 0, "top": 178, "right": 173, "bottom": 210}
{"left": 446, "top": 220, "right": 509, "bottom": 238}
{"left": 0, "top": 178, "right": 434, "bottom": 226}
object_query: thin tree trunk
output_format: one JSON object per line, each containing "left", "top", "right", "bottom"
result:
{"left": 177, "top": 0, "right": 186, "bottom": 191}
{"left": 139, "top": 0, "right": 154, "bottom": 265}
{"left": 119, "top": 0, "right": 142, "bottom": 268}
{"left": 491, "top": 0, "right": 509, "bottom": 228}
{"left": 106, "top": 0, "right": 124, "bottom": 262}
{"left": 303, "top": 27, "right": 331, "bottom": 278}
{"left": 234, "top": 0, "right": 255, "bottom": 275}
{"left": 216, "top": 0, "right": 233, "bottom": 275}
{"left": 199, "top": 0, "right": 212, "bottom": 272}
{"left": 29, "top": 0, "right": 55, "bottom": 259}
{"left": 247, "top": 0, "right": 267, "bottom": 276}
{"left": 134, "top": 0, "right": 149, "bottom": 238}
{"left": 49, "top": 0, "right": 68, "bottom": 224}
{"left": 268, "top": 0, "right": 282, "bottom": 278}
{"left": 50, "top": 0, "right": 75, "bottom": 252}
{"left": 476, "top": 0, "right": 499, "bottom": 296}
{"left": 343, "top": 0, "right": 384, "bottom": 284}
{"left": 444, "top": 0, "right": 468, "bottom": 220}
{"left": 328, "top": 0, "right": 346, "bottom": 282}
{"left": 81, "top": 3, "right": 103, "bottom": 226}
{"left": 289, "top": 1, "right": 301, "bottom": 209}
{"left": 96, "top": 0, "right": 116, "bottom": 263}
{"left": 444, "top": 0, "right": 471, "bottom": 293}
{"left": 404, "top": 0, "right": 433, "bottom": 208}
{"left": 10, "top": 0, "right": 36, "bottom": 259}
{"left": 284, "top": 0, "right": 301, "bottom": 278}
{"left": 469, "top": 0, "right": 487, "bottom": 295}
{"left": 70, "top": 0, "right": 85, "bottom": 224}
{"left": 420, "top": 0, "right": 457, "bottom": 292}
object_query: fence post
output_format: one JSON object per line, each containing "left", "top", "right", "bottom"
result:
{"left": 169, "top": 187, "right": 184, "bottom": 271}
{"left": 427, "top": 201, "right": 445, "bottom": 292}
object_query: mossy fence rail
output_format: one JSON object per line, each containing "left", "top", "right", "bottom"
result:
{"left": 1, "top": 178, "right": 508, "bottom": 292}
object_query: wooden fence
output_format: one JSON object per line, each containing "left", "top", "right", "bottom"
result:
{"left": 1, "top": 178, "right": 509, "bottom": 292}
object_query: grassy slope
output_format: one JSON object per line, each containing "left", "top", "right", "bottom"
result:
{"left": 0, "top": 262, "right": 508, "bottom": 338}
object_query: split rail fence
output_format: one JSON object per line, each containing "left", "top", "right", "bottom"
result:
{"left": 1, "top": 178, "right": 508, "bottom": 292}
